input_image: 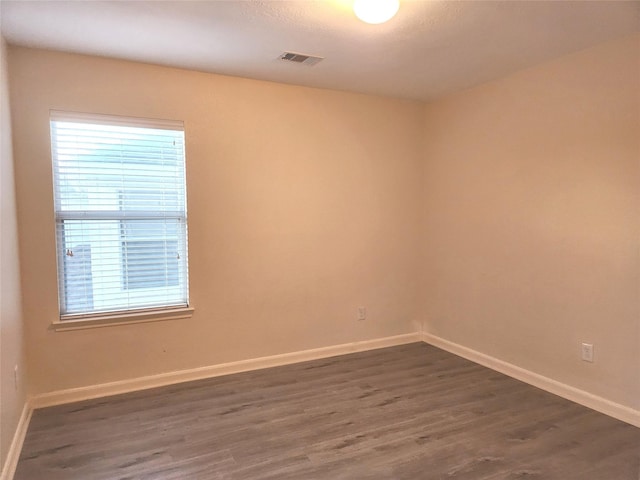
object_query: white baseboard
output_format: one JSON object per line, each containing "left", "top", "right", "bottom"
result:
{"left": 422, "top": 332, "right": 640, "bottom": 428}
{"left": 0, "top": 402, "right": 32, "bottom": 480}
{"left": 31, "top": 332, "right": 422, "bottom": 409}
{"left": 9, "top": 329, "right": 636, "bottom": 480}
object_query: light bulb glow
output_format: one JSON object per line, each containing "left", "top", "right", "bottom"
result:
{"left": 353, "top": 0, "right": 400, "bottom": 24}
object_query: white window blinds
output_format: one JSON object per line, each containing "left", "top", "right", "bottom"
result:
{"left": 50, "top": 111, "right": 189, "bottom": 319}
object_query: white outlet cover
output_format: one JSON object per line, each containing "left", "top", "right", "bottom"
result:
{"left": 581, "top": 343, "right": 594, "bottom": 362}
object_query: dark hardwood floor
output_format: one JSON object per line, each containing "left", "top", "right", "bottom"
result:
{"left": 15, "top": 343, "right": 640, "bottom": 479}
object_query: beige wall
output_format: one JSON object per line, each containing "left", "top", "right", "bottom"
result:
{"left": 8, "top": 47, "right": 424, "bottom": 394}
{"left": 422, "top": 33, "right": 640, "bottom": 409}
{"left": 5, "top": 33, "right": 639, "bottom": 416}
{"left": 0, "top": 36, "right": 27, "bottom": 469}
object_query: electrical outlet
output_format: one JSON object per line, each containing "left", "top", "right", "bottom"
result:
{"left": 581, "top": 343, "right": 594, "bottom": 363}
{"left": 357, "top": 307, "right": 366, "bottom": 321}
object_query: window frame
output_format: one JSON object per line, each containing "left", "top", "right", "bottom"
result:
{"left": 49, "top": 111, "right": 193, "bottom": 330}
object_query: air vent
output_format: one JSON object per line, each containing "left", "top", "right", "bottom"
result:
{"left": 279, "top": 52, "right": 324, "bottom": 66}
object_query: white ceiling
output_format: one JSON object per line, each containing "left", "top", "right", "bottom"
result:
{"left": 1, "top": 0, "right": 638, "bottom": 101}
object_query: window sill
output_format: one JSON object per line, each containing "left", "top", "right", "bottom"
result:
{"left": 51, "top": 307, "right": 194, "bottom": 332}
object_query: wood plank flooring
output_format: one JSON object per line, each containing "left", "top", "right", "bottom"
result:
{"left": 15, "top": 343, "right": 640, "bottom": 479}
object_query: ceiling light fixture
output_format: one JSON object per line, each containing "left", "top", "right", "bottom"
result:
{"left": 353, "top": 0, "right": 400, "bottom": 24}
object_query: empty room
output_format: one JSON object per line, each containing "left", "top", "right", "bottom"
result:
{"left": 0, "top": 1, "right": 639, "bottom": 479}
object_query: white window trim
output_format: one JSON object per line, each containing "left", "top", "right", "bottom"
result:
{"left": 50, "top": 110, "right": 192, "bottom": 328}
{"left": 50, "top": 110, "right": 184, "bottom": 131}
{"left": 52, "top": 306, "right": 194, "bottom": 331}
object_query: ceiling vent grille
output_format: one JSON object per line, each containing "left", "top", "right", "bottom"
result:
{"left": 279, "top": 52, "right": 324, "bottom": 66}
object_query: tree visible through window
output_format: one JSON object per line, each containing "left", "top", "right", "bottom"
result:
{"left": 50, "top": 111, "right": 189, "bottom": 318}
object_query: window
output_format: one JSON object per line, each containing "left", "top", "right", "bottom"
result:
{"left": 50, "top": 111, "right": 189, "bottom": 323}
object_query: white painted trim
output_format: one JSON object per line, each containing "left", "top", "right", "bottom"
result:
{"left": 52, "top": 307, "right": 194, "bottom": 331}
{"left": 422, "top": 332, "right": 640, "bottom": 428}
{"left": 0, "top": 401, "right": 32, "bottom": 480}
{"left": 6, "top": 330, "right": 637, "bottom": 480}
{"left": 31, "top": 332, "right": 422, "bottom": 409}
